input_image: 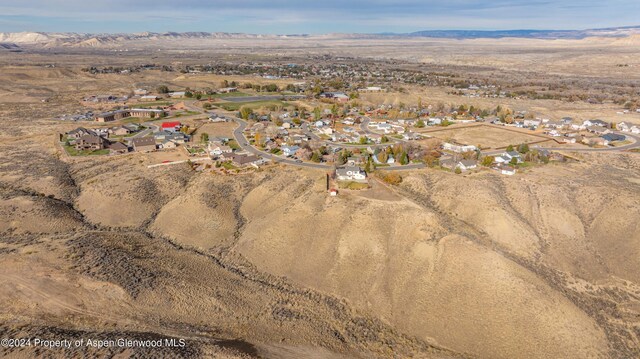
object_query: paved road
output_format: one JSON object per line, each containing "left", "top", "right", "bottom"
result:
{"left": 232, "top": 117, "right": 422, "bottom": 171}
{"left": 359, "top": 117, "right": 407, "bottom": 144}
{"left": 131, "top": 122, "right": 159, "bottom": 139}
{"left": 233, "top": 118, "right": 331, "bottom": 170}
{"left": 232, "top": 115, "right": 639, "bottom": 172}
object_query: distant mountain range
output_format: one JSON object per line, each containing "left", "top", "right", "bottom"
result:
{"left": 402, "top": 26, "right": 640, "bottom": 39}
{"left": 1, "top": 26, "right": 639, "bottom": 48}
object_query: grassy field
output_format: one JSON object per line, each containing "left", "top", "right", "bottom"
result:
{"left": 172, "top": 110, "right": 201, "bottom": 117}
{"left": 424, "top": 125, "right": 547, "bottom": 149}
{"left": 219, "top": 100, "right": 287, "bottom": 112}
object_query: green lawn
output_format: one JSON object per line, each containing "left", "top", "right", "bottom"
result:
{"left": 221, "top": 162, "right": 237, "bottom": 170}
{"left": 227, "top": 140, "right": 241, "bottom": 150}
{"left": 219, "top": 100, "right": 287, "bottom": 112}
{"left": 172, "top": 110, "right": 200, "bottom": 118}
{"left": 119, "top": 117, "right": 143, "bottom": 124}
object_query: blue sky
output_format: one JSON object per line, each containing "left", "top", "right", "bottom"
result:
{"left": 0, "top": 0, "right": 639, "bottom": 34}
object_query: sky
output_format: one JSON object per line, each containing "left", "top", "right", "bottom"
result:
{"left": 0, "top": 0, "right": 639, "bottom": 34}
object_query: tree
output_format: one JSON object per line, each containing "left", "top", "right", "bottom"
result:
{"left": 359, "top": 136, "right": 368, "bottom": 145}
{"left": 157, "top": 85, "right": 169, "bottom": 94}
{"left": 185, "top": 91, "right": 193, "bottom": 98}
{"left": 506, "top": 144, "right": 514, "bottom": 152}
{"left": 220, "top": 79, "right": 229, "bottom": 88}
{"left": 240, "top": 106, "right": 253, "bottom": 120}
{"left": 518, "top": 143, "right": 530, "bottom": 154}
{"left": 313, "top": 107, "right": 321, "bottom": 120}
{"left": 481, "top": 156, "right": 494, "bottom": 167}
{"left": 331, "top": 104, "right": 339, "bottom": 116}
{"left": 200, "top": 132, "right": 209, "bottom": 143}
{"left": 195, "top": 93, "right": 202, "bottom": 100}
{"left": 377, "top": 151, "right": 388, "bottom": 163}
{"left": 415, "top": 119, "right": 425, "bottom": 128}
{"left": 203, "top": 103, "right": 212, "bottom": 110}
{"left": 254, "top": 133, "right": 262, "bottom": 146}
{"left": 310, "top": 151, "right": 321, "bottom": 163}
{"left": 399, "top": 152, "right": 409, "bottom": 165}
{"left": 381, "top": 136, "right": 389, "bottom": 143}
{"left": 423, "top": 154, "right": 437, "bottom": 167}
{"left": 454, "top": 167, "right": 462, "bottom": 174}
{"left": 364, "top": 156, "right": 373, "bottom": 173}
{"left": 509, "top": 157, "right": 519, "bottom": 166}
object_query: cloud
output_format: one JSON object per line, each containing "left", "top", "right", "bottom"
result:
{"left": 0, "top": 0, "right": 638, "bottom": 33}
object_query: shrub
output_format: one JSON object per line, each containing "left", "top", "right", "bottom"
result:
{"left": 377, "top": 172, "right": 402, "bottom": 185}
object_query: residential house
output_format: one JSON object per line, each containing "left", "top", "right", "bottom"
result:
{"left": 495, "top": 151, "right": 523, "bottom": 164}
{"left": 218, "top": 87, "right": 237, "bottom": 93}
{"left": 209, "top": 144, "right": 233, "bottom": 157}
{"left": 231, "top": 154, "right": 262, "bottom": 167}
{"left": 210, "top": 115, "right": 228, "bottom": 123}
{"left": 109, "top": 126, "right": 130, "bottom": 137}
{"left": 335, "top": 166, "right": 367, "bottom": 182}
{"left": 160, "top": 121, "right": 182, "bottom": 132}
{"left": 586, "top": 126, "right": 610, "bottom": 135}
{"left": 169, "top": 91, "right": 186, "bottom": 98}
{"left": 403, "top": 132, "right": 421, "bottom": 141}
{"left": 457, "top": 159, "right": 478, "bottom": 171}
{"left": 501, "top": 166, "right": 516, "bottom": 176}
{"left": 440, "top": 158, "right": 477, "bottom": 171}
{"left": 583, "top": 119, "right": 608, "bottom": 127}
{"left": 160, "top": 140, "right": 177, "bottom": 149}
{"left": 523, "top": 119, "right": 541, "bottom": 128}
{"left": 66, "top": 127, "right": 95, "bottom": 139}
{"left": 131, "top": 137, "right": 156, "bottom": 152}
{"left": 139, "top": 95, "right": 160, "bottom": 102}
{"left": 281, "top": 145, "right": 300, "bottom": 157}
{"left": 601, "top": 133, "right": 626, "bottom": 144}
{"left": 108, "top": 141, "right": 129, "bottom": 154}
{"left": 442, "top": 142, "right": 477, "bottom": 153}
{"left": 75, "top": 134, "right": 108, "bottom": 151}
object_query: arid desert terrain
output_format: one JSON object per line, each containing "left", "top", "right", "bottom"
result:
{"left": 0, "top": 35, "right": 639, "bottom": 358}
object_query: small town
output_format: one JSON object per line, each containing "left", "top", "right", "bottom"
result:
{"left": 59, "top": 81, "right": 639, "bottom": 194}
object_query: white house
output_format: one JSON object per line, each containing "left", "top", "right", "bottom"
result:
{"left": 442, "top": 142, "right": 477, "bottom": 153}
{"left": 169, "top": 91, "right": 186, "bottom": 98}
{"left": 457, "top": 160, "right": 478, "bottom": 171}
{"left": 523, "top": 119, "right": 541, "bottom": 128}
{"left": 501, "top": 166, "right": 516, "bottom": 175}
{"left": 335, "top": 166, "right": 367, "bottom": 182}
{"left": 495, "top": 151, "right": 523, "bottom": 164}
{"left": 209, "top": 144, "right": 232, "bottom": 156}
{"left": 281, "top": 145, "right": 300, "bottom": 157}
{"left": 210, "top": 115, "right": 228, "bottom": 123}
{"left": 583, "top": 119, "right": 608, "bottom": 127}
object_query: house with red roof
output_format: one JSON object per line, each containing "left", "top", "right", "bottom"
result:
{"left": 160, "top": 121, "right": 182, "bottom": 132}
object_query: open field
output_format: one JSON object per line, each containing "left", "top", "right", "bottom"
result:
{"left": 197, "top": 122, "right": 237, "bottom": 138}
{"left": 423, "top": 124, "right": 554, "bottom": 149}
{"left": 218, "top": 100, "right": 289, "bottom": 112}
